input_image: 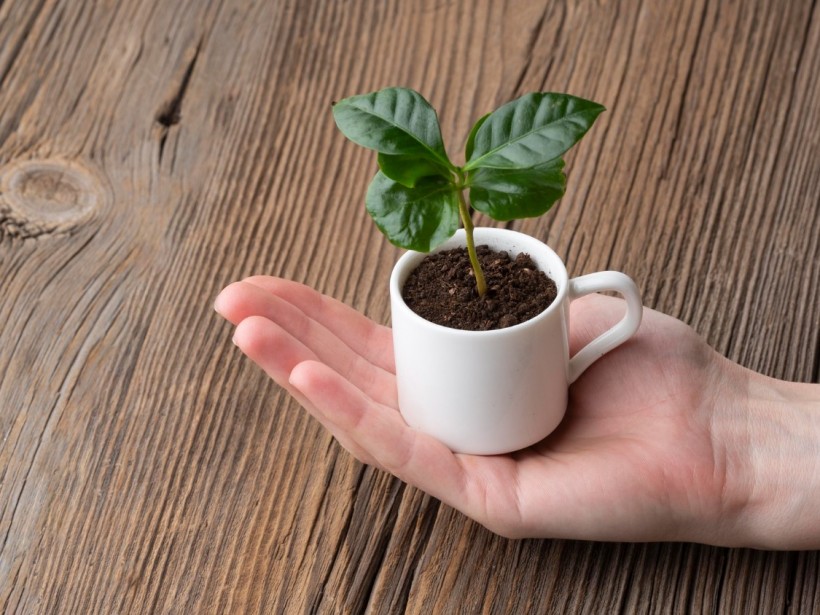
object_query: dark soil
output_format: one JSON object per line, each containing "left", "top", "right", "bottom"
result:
{"left": 401, "top": 245, "right": 558, "bottom": 331}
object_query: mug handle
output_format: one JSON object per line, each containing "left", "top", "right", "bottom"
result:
{"left": 567, "top": 272, "right": 643, "bottom": 384}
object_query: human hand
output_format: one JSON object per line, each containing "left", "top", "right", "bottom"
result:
{"left": 214, "top": 277, "right": 820, "bottom": 548}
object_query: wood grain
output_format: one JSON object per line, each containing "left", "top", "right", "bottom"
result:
{"left": 0, "top": 0, "right": 817, "bottom": 612}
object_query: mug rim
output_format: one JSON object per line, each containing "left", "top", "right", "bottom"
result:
{"left": 390, "top": 227, "right": 569, "bottom": 337}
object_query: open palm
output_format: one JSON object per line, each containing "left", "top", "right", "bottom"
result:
{"left": 215, "top": 277, "right": 741, "bottom": 545}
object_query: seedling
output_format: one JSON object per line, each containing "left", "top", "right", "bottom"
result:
{"left": 332, "top": 87, "right": 604, "bottom": 296}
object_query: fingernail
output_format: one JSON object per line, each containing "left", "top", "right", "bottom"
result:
{"left": 214, "top": 293, "right": 225, "bottom": 315}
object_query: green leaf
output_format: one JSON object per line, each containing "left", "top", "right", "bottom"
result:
{"left": 332, "top": 87, "right": 453, "bottom": 169}
{"left": 468, "top": 158, "right": 566, "bottom": 220}
{"left": 377, "top": 153, "right": 452, "bottom": 188}
{"left": 464, "top": 93, "right": 604, "bottom": 170}
{"left": 464, "top": 112, "right": 490, "bottom": 161}
{"left": 365, "top": 171, "right": 459, "bottom": 252}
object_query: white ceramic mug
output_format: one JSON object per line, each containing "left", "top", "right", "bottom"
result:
{"left": 390, "top": 227, "right": 643, "bottom": 455}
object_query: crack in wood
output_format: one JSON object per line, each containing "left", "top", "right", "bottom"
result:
{"left": 0, "top": 559, "right": 23, "bottom": 614}
{"left": 309, "top": 468, "right": 408, "bottom": 614}
{"left": 349, "top": 478, "right": 405, "bottom": 613}
{"left": 368, "top": 494, "right": 442, "bottom": 613}
{"left": 312, "top": 464, "right": 370, "bottom": 609}
{"left": 156, "top": 38, "right": 203, "bottom": 161}
{"left": 156, "top": 44, "right": 201, "bottom": 128}
{"left": 784, "top": 552, "right": 800, "bottom": 610}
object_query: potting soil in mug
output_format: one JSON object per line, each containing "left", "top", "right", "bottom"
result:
{"left": 401, "top": 245, "right": 557, "bottom": 331}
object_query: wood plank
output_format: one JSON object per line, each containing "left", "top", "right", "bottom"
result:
{"left": 0, "top": 0, "right": 817, "bottom": 612}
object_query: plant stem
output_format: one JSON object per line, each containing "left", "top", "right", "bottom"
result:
{"left": 456, "top": 186, "right": 487, "bottom": 297}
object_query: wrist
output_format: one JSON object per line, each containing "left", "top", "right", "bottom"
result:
{"left": 721, "top": 365, "right": 820, "bottom": 549}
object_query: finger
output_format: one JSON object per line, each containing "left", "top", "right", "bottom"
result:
{"left": 288, "top": 360, "right": 479, "bottom": 515}
{"left": 240, "top": 276, "right": 395, "bottom": 373}
{"left": 567, "top": 293, "right": 628, "bottom": 356}
{"left": 216, "top": 281, "right": 286, "bottom": 326}
{"left": 232, "top": 315, "right": 379, "bottom": 466}
{"left": 219, "top": 284, "right": 397, "bottom": 408}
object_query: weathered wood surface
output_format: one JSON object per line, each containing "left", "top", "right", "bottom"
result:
{"left": 1, "top": 0, "right": 817, "bottom": 612}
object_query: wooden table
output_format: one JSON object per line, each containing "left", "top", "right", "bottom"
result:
{"left": 2, "top": 0, "right": 818, "bottom": 612}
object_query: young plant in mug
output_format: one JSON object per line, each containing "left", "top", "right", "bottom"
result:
{"left": 332, "top": 87, "right": 605, "bottom": 296}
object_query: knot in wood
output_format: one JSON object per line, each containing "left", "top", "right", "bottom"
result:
{"left": 0, "top": 159, "right": 103, "bottom": 238}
